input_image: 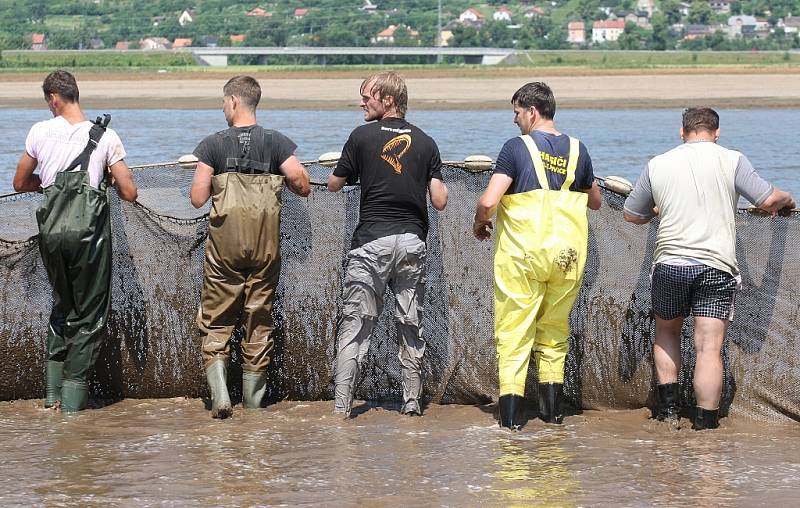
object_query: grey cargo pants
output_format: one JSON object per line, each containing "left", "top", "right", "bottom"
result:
{"left": 334, "top": 233, "right": 427, "bottom": 414}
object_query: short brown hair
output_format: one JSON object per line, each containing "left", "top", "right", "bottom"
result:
{"left": 362, "top": 71, "right": 408, "bottom": 117}
{"left": 512, "top": 82, "right": 556, "bottom": 119}
{"left": 682, "top": 107, "right": 719, "bottom": 133}
{"left": 223, "top": 75, "right": 261, "bottom": 111}
{"left": 42, "top": 70, "right": 79, "bottom": 103}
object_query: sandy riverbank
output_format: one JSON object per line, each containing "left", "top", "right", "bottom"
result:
{"left": 3, "top": 67, "right": 800, "bottom": 109}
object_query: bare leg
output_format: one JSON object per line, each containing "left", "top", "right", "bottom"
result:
{"left": 654, "top": 316, "right": 684, "bottom": 384}
{"left": 693, "top": 316, "right": 728, "bottom": 409}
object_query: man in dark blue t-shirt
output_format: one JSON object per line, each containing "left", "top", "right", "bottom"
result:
{"left": 328, "top": 71, "right": 448, "bottom": 417}
{"left": 473, "top": 82, "right": 601, "bottom": 429}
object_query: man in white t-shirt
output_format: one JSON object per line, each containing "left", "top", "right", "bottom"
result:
{"left": 623, "top": 107, "right": 794, "bottom": 430}
{"left": 13, "top": 70, "right": 138, "bottom": 412}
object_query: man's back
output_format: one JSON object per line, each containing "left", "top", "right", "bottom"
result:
{"left": 648, "top": 142, "right": 748, "bottom": 275}
{"left": 336, "top": 117, "right": 442, "bottom": 249}
{"left": 26, "top": 116, "right": 126, "bottom": 189}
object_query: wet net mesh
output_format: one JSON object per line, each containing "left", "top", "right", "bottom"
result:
{"left": 1, "top": 163, "right": 798, "bottom": 422}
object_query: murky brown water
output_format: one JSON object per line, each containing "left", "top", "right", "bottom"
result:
{"left": 1, "top": 400, "right": 798, "bottom": 507}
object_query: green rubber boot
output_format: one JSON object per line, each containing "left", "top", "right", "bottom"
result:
{"left": 61, "top": 379, "right": 89, "bottom": 413}
{"left": 45, "top": 361, "right": 64, "bottom": 409}
{"left": 206, "top": 359, "right": 233, "bottom": 419}
{"left": 242, "top": 371, "right": 268, "bottom": 409}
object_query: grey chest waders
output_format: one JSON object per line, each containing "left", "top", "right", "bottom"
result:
{"left": 197, "top": 126, "right": 284, "bottom": 416}
{"left": 36, "top": 115, "right": 113, "bottom": 412}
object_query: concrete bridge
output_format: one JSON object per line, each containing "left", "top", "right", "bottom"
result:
{"left": 185, "top": 46, "right": 518, "bottom": 66}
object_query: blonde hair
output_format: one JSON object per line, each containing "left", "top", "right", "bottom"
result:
{"left": 361, "top": 71, "right": 408, "bottom": 117}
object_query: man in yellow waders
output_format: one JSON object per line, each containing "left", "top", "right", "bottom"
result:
{"left": 190, "top": 76, "right": 310, "bottom": 419}
{"left": 13, "top": 70, "right": 138, "bottom": 412}
{"left": 474, "top": 82, "right": 601, "bottom": 429}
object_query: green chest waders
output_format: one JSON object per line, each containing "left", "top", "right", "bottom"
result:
{"left": 36, "top": 115, "right": 113, "bottom": 412}
{"left": 197, "top": 126, "right": 285, "bottom": 416}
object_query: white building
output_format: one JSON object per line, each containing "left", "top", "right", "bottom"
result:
{"left": 592, "top": 19, "right": 625, "bottom": 43}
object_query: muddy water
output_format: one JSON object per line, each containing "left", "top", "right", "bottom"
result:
{"left": 1, "top": 400, "right": 798, "bottom": 506}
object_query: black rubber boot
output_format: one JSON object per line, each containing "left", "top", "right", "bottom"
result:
{"left": 656, "top": 383, "right": 680, "bottom": 422}
{"left": 538, "top": 383, "right": 564, "bottom": 424}
{"left": 498, "top": 394, "right": 524, "bottom": 430}
{"left": 692, "top": 407, "right": 719, "bottom": 430}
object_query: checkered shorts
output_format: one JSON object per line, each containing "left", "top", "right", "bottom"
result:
{"left": 651, "top": 263, "right": 738, "bottom": 321}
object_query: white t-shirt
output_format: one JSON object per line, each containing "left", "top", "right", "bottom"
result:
{"left": 25, "top": 116, "right": 127, "bottom": 189}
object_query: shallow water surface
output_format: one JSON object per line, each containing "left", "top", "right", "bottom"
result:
{"left": 1, "top": 399, "right": 799, "bottom": 506}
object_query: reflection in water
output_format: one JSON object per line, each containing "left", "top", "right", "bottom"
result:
{"left": 2, "top": 401, "right": 800, "bottom": 506}
{"left": 493, "top": 431, "right": 581, "bottom": 507}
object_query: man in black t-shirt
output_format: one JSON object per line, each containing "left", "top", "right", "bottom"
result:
{"left": 328, "top": 71, "right": 448, "bottom": 417}
{"left": 190, "top": 75, "right": 310, "bottom": 419}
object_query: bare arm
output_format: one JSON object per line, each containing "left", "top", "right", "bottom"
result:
{"left": 279, "top": 155, "right": 310, "bottom": 197}
{"left": 585, "top": 181, "right": 602, "bottom": 211}
{"left": 327, "top": 174, "right": 347, "bottom": 192}
{"left": 473, "top": 173, "right": 513, "bottom": 241}
{"left": 109, "top": 159, "right": 138, "bottom": 202}
{"left": 623, "top": 211, "right": 653, "bottom": 224}
{"left": 13, "top": 152, "right": 41, "bottom": 193}
{"left": 190, "top": 162, "right": 214, "bottom": 208}
{"left": 429, "top": 178, "right": 448, "bottom": 211}
{"left": 757, "top": 188, "right": 795, "bottom": 216}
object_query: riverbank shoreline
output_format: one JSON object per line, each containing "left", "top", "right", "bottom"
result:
{"left": 3, "top": 67, "right": 800, "bottom": 110}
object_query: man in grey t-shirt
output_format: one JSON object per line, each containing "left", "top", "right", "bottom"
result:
{"left": 623, "top": 107, "right": 794, "bottom": 430}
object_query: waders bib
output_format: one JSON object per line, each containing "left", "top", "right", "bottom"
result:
{"left": 197, "top": 126, "right": 284, "bottom": 379}
{"left": 494, "top": 135, "right": 588, "bottom": 395}
{"left": 36, "top": 115, "right": 112, "bottom": 412}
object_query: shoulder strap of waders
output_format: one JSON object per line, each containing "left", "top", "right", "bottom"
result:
{"left": 560, "top": 137, "right": 580, "bottom": 191}
{"left": 64, "top": 114, "right": 110, "bottom": 173}
{"left": 519, "top": 134, "right": 581, "bottom": 192}
{"left": 224, "top": 125, "right": 273, "bottom": 174}
{"left": 519, "top": 134, "right": 550, "bottom": 191}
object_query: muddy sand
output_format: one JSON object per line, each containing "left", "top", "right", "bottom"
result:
{"left": 2, "top": 68, "right": 800, "bottom": 109}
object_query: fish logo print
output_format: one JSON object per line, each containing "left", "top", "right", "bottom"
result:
{"left": 381, "top": 134, "right": 411, "bottom": 174}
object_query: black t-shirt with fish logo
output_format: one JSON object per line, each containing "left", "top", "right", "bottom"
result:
{"left": 334, "top": 117, "right": 443, "bottom": 250}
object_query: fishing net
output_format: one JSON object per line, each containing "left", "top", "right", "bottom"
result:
{"left": 1, "top": 162, "right": 798, "bottom": 422}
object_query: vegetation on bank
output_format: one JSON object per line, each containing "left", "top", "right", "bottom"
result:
{"left": 2, "top": 0, "right": 800, "bottom": 57}
{"left": 1, "top": 49, "right": 799, "bottom": 72}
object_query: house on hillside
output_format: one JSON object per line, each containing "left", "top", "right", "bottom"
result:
{"left": 200, "top": 35, "right": 219, "bottom": 47}
{"left": 624, "top": 11, "right": 651, "bottom": 29}
{"left": 436, "top": 30, "right": 454, "bottom": 46}
{"left": 684, "top": 24, "right": 711, "bottom": 40}
{"left": 780, "top": 16, "right": 800, "bottom": 34}
{"left": 246, "top": 7, "right": 272, "bottom": 17}
{"left": 709, "top": 0, "right": 733, "bottom": 14}
{"left": 592, "top": 19, "right": 625, "bottom": 43}
{"left": 459, "top": 8, "right": 486, "bottom": 27}
{"left": 567, "top": 21, "right": 585, "bottom": 44}
{"left": 373, "top": 25, "right": 419, "bottom": 44}
{"left": 89, "top": 37, "right": 105, "bottom": 49}
{"left": 178, "top": 9, "right": 195, "bottom": 26}
{"left": 727, "top": 15, "right": 757, "bottom": 37}
{"left": 295, "top": 8, "right": 308, "bottom": 19}
{"left": 493, "top": 7, "right": 513, "bottom": 23}
{"left": 172, "top": 38, "right": 193, "bottom": 48}
{"left": 229, "top": 34, "right": 246, "bottom": 44}
{"left": 140, "top": 37, "right": 172, "bottom": 50}
{"left": 31, "top": 33, "right": 46, "bottom": 50}
{"left": 637, "top": 0, "right": 654, "bottom": 17}
{"left": 360, "top": 0, "right": 378, "bottom": 13}
{"left": 524, "top": 6, "right": 546, "bottom": 18}
{"left": 115, "top": 41, "right": 130, "bottom": 50}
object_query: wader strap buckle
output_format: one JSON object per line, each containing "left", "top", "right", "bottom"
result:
{"left": 64, "top": 114, "right": 111, "bottom": 174}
